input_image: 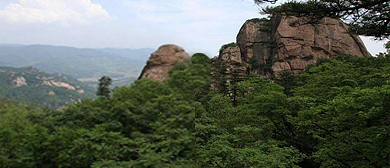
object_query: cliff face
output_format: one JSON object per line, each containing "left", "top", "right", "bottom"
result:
{"left": 138, "top": 44, "right": 190, "bottom": 82}
{"left": 217, "top": 16, "right": 371, "bottom": 77}
{"left": 138, "top": 17, "right": 370, "bottom": 83}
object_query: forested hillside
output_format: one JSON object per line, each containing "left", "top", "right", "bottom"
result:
{"left": 0, "top": 45, "right": 153, "bottom": 86}
{"left": 0, "top": 0, "right": 389, "bottom": 167}
{"left": 0, "top": 66, "right": 95, "bottom": 108}
{"left": 1, "top": 44, "right": 390, "bottom": 167}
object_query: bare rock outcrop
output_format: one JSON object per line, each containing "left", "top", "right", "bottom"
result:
{"left": 217, "top": 16, "right": 371, "bottom": 78}
{"left": 13, "top": 76, "right": 27, "bottom": 87}
{"left": 138, "top": 44, "right": 190, "bottom": 82}
{"left": 273, "top": 16, "right": 370, "bottom": 73}
{"left": 211, "top": 45, "right": 247, "bottom": 87}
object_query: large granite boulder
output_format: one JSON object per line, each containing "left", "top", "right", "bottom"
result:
{"left": 273, "top": 16, "right": 370, "bottom": 73}
{"left": 218, "top": 16, "right": 371, "bottom": 77}
{"left": 138, "top": 44, "right": 190, "bottom": 82}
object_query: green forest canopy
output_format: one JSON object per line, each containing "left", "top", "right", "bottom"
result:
{"left": 1, "top": 45, "right": 390, "bottom": 167}
{"left": 0, "top": 0, "right": 390, "bottom": 166}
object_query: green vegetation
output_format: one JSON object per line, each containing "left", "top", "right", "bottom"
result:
{"left": 0, "top": 54, "right": 212, "bottom": 167}
{"left": 249, "top": 18, "right": 262, "bottom": 22}
{"left": 1, "top": 0, "right": 388, "bottom": 166}
{"left": 249, "top": 56, "right": 261, "bottom": 68}
{"left": 219, "top": 42, "right": 237, "bottom": 54}
{"left": 191, "top": 53, "right": 211, "bottom": 65}
{"left": 1, "top": 44, "right": 390, "bottom": 167}
{"left": 260, "top": 0, "right": 389, "bottom": 39}
{"left": 259, "top": 26, "right": 272, "bottom": 32}
{"left": 250, "top": 17, "right": 271, "bottom": 22}
{"left": 0, "top": 45, "right": 153, "bottom": 84}
{"left": 260, "top": 17, "right": 271, "bottom": 21}
{"left": 97, "top": 76, "right": 113, "bottom": 98}
{"left": 0, "top": 66, "right": 95, "bottom": 108}
{"left": 249, "top": 57, "right": 274, "bottom": 75}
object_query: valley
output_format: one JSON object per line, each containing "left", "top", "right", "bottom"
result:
{"left": 0, "top": 66, "right": 96, "bottom": 108}
{"left": 0, "top": 0, "right": 389, "bottom": 167}
{"left": 0, "top": 44, "right": 153, "bottom": 87}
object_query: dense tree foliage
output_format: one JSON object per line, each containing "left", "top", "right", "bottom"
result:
{"left": 1, "top": 46, "right": 390, "bottom": 167}
{"left": 0, "top": 66, "right": 96, "bottom": 109}
{"left": 257, "top": 0, "right": 390, "bottom": 39}
{"left": 97, "top": 76, "right": 113, "bottom": 98}
{"left": 0, "top": 53, "right": 210, "bottom": 167}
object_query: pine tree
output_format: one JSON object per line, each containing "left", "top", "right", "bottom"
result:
{"left": 229, "top": 67, "right": 247, "bottom": 107}
{"left": 97, "top": 76, "right": 112, "bottom": 98}
{"left": 259, "top": 0, "right": 390, "bottom": 39}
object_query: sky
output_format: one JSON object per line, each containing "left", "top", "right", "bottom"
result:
{"left": 0, "top": 0, "right": 387, "bottom": 57}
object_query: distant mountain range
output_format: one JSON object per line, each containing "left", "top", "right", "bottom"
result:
{"left": 0, "top": 66, "right": 96, "bottom": 108}
{"left": 0, "top": 44, "right": 154, "bottom": 86}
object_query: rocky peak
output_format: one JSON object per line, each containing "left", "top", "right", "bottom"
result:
{"left": 237, "top": 18, "right": 274, "bottom": 64}
{"left": 211, "top": 44, "right": 248, "bottom": 90}
{"left": 138, "top": 44, "right": 190, "bottom": 82}
{"left": 273, "top": 16, "right": 370, "bottom": 74}
{"left": 217, "top": 16, "right": 371, "bottom": 78}
{"left": 219, "top": 44, "right": 243, "bottom": 64}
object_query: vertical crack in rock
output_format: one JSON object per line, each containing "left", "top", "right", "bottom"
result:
{"left": 214, "top": 16, "right": 371, "bottom": 82}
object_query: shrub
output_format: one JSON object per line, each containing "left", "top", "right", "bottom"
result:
{"left": 191, "top": 53, "right": 211, "bottom": 65}
{"left": 219, "top": 42, "right": 237, "bottom": 54}
{"left": 249, "top": 17, "right": 270, "bottom": 22}
{"left": 259, "top": 27, "right": 272, "bottom": 32}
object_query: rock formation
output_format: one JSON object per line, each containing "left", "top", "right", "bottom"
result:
{"left": 13, "top": 76, "right": 27, "bottom": 87}
{"left": 138, "top": 44, "right": 190, "bottom": 82}
{"left": 211, "top": 44, "right": 247, "bottom": 86}
{"left": 215, "top": 16, "right": 371, "bottom": 78}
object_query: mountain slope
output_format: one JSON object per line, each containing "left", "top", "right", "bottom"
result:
{"left": 98, "top": 48, "right": 152, "bottom": 62}
{"left": 0, "top": 66, "right": 96, "bottom": 108}
{"left": 0, "top": 45, "right": 154, "bottom": 83}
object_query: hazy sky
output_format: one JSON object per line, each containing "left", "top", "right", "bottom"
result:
{"left": 0, "top": 0, "right": 387, "bottom": 56}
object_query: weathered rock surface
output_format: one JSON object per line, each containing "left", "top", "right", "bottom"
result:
{"left": 217, "top": 16, "right": 371, "bottom": 78}
{"left": 212, "top": 45, "right": 247, "bottom": 86}
{"left": 273, "top": 16, "right": 370, "bottom": 73}
{"left": 138, "top": 44, "right": 190, "bottom": 82}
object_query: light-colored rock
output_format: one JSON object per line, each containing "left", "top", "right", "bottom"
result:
{"left": 43, "top": 80, "right": 76, "bottom": 90}
{"left": 138, "top": 44, "right": 190, "bottom": 82}
{"left": 219, "top": 45, "right": 247, "bottom": 84}
{"left": 220, "top": 45, "right": 243, "bottom": 64}
{"left": 237, "top": 18, "right": 273, "bottom": 63}
{"left": 275, "top": 16, "right": 370, "bottom": 64}
{"left": 13, "top": 76, "right": 27, "bottom": 87}
{"left": 49, "top": 91, "right": 56, "bottom": 96}
{"left": 272, "top": 62, "right": 291, "bottom": 73}
{"left": 216, "top": 16, "right": 371, "bottom": 79}
{"left": 78, "top": 90, "right": 85, "bottom": 94}
{"left": 52, "top": 81, "right": 76, "bottom": 91}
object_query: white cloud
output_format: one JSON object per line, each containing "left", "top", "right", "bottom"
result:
{"left": 0, "top": 0, "right": 113, "bottom": 25}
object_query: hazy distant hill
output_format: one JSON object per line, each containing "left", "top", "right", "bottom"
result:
{"left": 98, "top": 48, "right": 152, "bottom": 62}
{"left": 0, "top": 44, "right": 154, "bottom": 86}
{"left": 0, "top": 66, "right": 96, "bottom": 108}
